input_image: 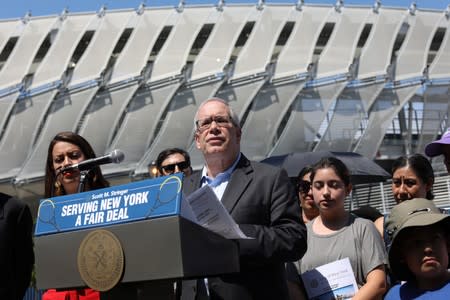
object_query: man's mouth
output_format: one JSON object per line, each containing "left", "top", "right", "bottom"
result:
{"left": 207, "top": 137, "right": 224, "bottom": 144}
{"left": 423, "top": 257, "right": 438, "bottom": 264}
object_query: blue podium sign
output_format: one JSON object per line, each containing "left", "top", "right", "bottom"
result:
{"left": 35, "top": 174, "right": 183, "bottom": 236}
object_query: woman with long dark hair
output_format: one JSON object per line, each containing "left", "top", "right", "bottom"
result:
{"left": 44, "top": 131, "right": 109, "bottom": 197}
{"left": 42, "top": 131, "right": 109, "bottom": 300}
{"left": 300, "top": 157, "right": 387, "bottom": 299}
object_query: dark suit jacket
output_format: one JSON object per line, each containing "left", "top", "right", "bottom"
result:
{"left": 182, "top": 154, "right": 307, "bottom": 300}
{"left": 0, "top": 193, "right": 34, "bottom": 300}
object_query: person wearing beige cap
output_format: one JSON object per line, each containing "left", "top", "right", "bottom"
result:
{"left": 424, "top": 128, "right": 450, "bottom": 173}
{"left": 384, "top": 198, "right": 450, "bottom": 299}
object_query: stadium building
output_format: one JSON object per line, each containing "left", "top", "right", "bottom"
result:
{"left": 0, "top": 2, "right": 449, "bottom": 213}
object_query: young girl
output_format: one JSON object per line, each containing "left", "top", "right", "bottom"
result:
{"left": 384, "top": 198, "right": 450, "bottom": 299}
{"left": 300, "top": 157, "right": 387, "bottom": 299}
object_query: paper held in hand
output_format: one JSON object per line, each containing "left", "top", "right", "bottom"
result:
{"left": 301, "top": 257, "right": 359, "bottom": 300}
{"left": 181, "top": 185, "right": 250, "bottom": 239}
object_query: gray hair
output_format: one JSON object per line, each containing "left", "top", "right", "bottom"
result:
{"left": 194, "top": 97, "right": 240, "bottom": 129}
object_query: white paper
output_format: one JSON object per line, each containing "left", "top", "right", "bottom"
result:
{"left": 301, "top": 257, "right": 359, "bottom": 300}
{"left": 181, "top": 185, "right": 250, "bottom": 239}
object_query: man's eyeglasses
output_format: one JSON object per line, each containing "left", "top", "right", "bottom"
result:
{"left": 297, "top": 180, "right": 311, "bottom": 194}
{"left": 195, "top": 115, "right": 233, "bottom": 132}
{"left": 160, "top": 161, "right": 190, "bottom": 173}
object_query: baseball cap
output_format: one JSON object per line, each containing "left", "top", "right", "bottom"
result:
{"left": 385, "top": 198, "right": 450, "bottom": 281}
{"left": 424, "top": 128, "right": 450, "bottom": 157}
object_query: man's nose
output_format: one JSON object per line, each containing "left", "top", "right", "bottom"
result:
{"left": 423, "top": 241, "right": 434, "bottom": 253}
{"left": 209, "top": 120, "right": 221, "bottom": 131}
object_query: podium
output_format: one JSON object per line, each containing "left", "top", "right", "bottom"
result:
{"left": 35, "top": 215, "right": 239, "bottom": 298}
{"left": 34, "top": 176, "right": 240, "bottom": 299}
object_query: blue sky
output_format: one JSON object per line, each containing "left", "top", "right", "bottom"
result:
{"left": 1, "top": 0, "right": 449, "bottom": 19}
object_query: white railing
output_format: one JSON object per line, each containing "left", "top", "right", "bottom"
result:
{"left": 349, "top": 173, "right": 450, "bottom": 213}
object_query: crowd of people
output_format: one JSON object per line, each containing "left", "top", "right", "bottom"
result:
{"left": 3, "top": 97, "right": 450, "bottom": 300}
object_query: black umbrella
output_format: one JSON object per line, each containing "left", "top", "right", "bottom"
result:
{"left": 261, "top": 151, "right": 390, "bottom": 184}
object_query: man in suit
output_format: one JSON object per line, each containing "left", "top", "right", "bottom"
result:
{"left": 182, "top": 98, "right": 307, "bottom": 300}
{"left": 0, "top": 192, "right": 34, "bottom": 300}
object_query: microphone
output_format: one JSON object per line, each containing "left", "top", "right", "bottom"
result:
{"left": 59, "top": 149, "right": 125, "bottom": 173}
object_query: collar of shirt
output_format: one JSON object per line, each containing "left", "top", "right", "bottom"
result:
{"left": 201, "top": 153, "right": 241, "bottom": 188}
{"left": 201, "top": 153, "right": 241, "bottom": 187}
{"left": 200, "top": 153, "right": 241, "bottom": 201}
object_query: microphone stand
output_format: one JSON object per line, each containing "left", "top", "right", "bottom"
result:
{"left": 77, "top": 169, "right": 91, "bottom": 193}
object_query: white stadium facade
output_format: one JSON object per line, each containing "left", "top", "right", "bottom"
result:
{"left": 1, "top": 2, "right": 450, "bottom": 213}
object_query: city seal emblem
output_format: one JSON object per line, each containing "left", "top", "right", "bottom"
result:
{"left": 77, "top": 229, "right": 124, "bottom": 291}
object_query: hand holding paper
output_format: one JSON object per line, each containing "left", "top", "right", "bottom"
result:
{"left": 181, "top": 185, "right": 250, "bottom": 239}
{"left": 301, "top": 258, "right": 358, "bottom": 300}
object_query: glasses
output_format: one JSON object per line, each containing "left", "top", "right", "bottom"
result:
{"left": 160, "top": 161, "right": 190, "bottom": 174}
{"left": 195, "top": 115, "right": 233, "bottom": 132}
{"left": 297, "top": 180, "right": 311, "bottom": 194}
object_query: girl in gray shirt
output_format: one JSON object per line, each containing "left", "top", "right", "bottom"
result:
{"left": 300, "top": 157, "right": 387, "bottom": 300}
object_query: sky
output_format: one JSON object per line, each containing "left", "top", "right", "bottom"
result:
{"left": 1, "top": 0, "right": 449, "bottom": 20}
